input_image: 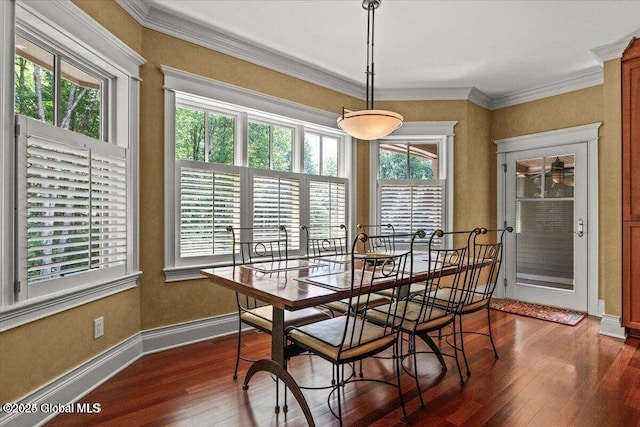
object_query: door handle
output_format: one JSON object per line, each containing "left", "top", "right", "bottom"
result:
{"left": 576, "top": 219, "right": 584, "bottom": 237}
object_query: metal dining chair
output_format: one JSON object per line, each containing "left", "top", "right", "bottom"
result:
{"left": 286, "top": 231, "right": 423, "bottom": 425}
{"left": 301, "top": 224, "right": 348, "bottom": 259}
{"left": 356, "top": 223, "right": 396, "bottom": 253}
{"left": 448, "top": 226, "right": 513, "bottom": 377}
{"left": 227, "top": 225, "right": 330, "bottom": 411}
{"left": 367, "top": 228, "right": 481, "bottom": 409}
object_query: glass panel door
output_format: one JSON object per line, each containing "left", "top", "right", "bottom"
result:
{"left": 505, "top": 144, "right": 588, "bottom": 311}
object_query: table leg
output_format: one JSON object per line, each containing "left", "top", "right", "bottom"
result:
{"left": 242, "top": 307, "right": 315, "bottom": 427}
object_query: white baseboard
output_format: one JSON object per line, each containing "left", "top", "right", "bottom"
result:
{"left": 141, "top": 313, "right": 238, "bottom": 354}
{"left": 0, "top": 313, "right": 238, "bottom": 427}
{"left": 1, "top": 334, "right": 143, "bottom": 427}
{"left": 599, "top": 314, "right": 627, "bottom": 340}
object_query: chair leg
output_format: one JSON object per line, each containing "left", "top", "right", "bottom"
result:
{"left": 233, "top": 319, "right": 242, "bottom": 380}
{"left": 411, "top": 334, "right": 426, "bottom": 409}
{"left": 458, "top": 314, "right": 471, "bottom": 377}
{"left": 394, "top": 340, "right": 409, "bottom": 421}
{"left": 275, "top": 379, "right": 280, "bottom": 413}
{"left": 487, "top": 306, "right": 499, "bottom": 360}
{"left": 335, "top": 364, "right": 343, "bottom": 427}
{"left": 451, "top": 319, "right": 465, "bottom": 386}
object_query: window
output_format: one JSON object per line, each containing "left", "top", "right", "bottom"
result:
{"left": 166, "top": 87, "right": 351, "bottom": 277}
{"left": 248, "top": 121, "right": 293, "bottom": 171}
{"left": 15, "top": 35, "right": 106, "bottom": 141}
{"left": 373, "top": 132, "right": 453, "bottom": 247}
{"left": 1, "top": 1, "right": 143, "bottom": 327}
{"left": 175, "top": 106, "right": 235, "bottom": 164}
{"left": 304, "top": 132, "right": 338, "bottom": 177}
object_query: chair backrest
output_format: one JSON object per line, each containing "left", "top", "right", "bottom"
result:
{"left": 356, "top": 223, "right": 396, "bottom": 253}
{"left": 227, "top": 225, "right": 288, "bottom": 311}
{"left": 412, "top": 228, "right": 482, "bottom": 320}
{"left": 301, "top": 224, "right": 348, "bottom": 258}
{"left": 226, "top": 225, "right": 288, "bottom": 265}
{"left": 463, "top": 226, "right": 513, "bottom": 304}
{"left": 334, "top": 231, "right": 424, "bottom": 361}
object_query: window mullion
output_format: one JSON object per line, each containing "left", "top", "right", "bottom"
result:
{"left": 54, "top": 54, "right": 61, "bottom": 127}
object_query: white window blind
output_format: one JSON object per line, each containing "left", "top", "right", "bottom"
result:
{"left": 22, "top": 128, "right": 127, "bottom": 287}
{"left": 179, "top": 162, "right": 241, "bottom": 257}
{"left": 252, "top": 174, "right": 300, "bottom": 249}
{"left": 309, "top": 179, "right": 347, "bottom": 236}
{"left": 379, "top": 180, "right": 444, "bottom": 243}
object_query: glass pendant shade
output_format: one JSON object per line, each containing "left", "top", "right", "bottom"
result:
{"left": 337, "top": 109, "right": 403, "bottom": 140}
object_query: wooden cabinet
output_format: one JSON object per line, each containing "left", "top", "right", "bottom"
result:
{"left": 622, "top": 38, "right": 640, "bottom": 330}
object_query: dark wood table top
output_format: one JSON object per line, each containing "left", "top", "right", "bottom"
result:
{"left": 200, "top": 257, "right": 457, "bottom": 311}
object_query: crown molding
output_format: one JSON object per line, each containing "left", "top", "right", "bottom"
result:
{"left": 590, "top": 29, "right": 640, "bottom": 65}
{"left": 490, "top": 66, "right": 603, "bottom": 110}
{"left": 117, "top": 0, "right": 364, "bottom": 99}
{"left": 375, "top": 87, "right": 493, "bottom": 110}
{"left": 118, "top": 0, "right": 609, "bottom": 111}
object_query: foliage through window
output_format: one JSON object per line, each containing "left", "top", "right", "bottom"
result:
{"left": 15, "top": 35, "right": 104, "bottom": 141}
{"left": 377, "top": 141, "right": 444, "bottom": 244}
{"left": 175, "top": 106, "right": 234, "bottom": 164}
{"left": 304, "top": 133, "right": 338, "bottom": 177}
{"left": 172, "top": 94, "right": 349, "bottom": 264}
{"left": 248, "top": 121, "right": 292, "bottom": 172}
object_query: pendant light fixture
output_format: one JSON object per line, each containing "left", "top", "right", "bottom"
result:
{"left": 337, "top": 0, "right": 403, "bottom": 140}
{"left": 551, "top": 156, "right": 565, "bottom": 184}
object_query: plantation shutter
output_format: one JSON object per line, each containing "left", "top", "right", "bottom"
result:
{"left": 179, "top": 164, "right": 241, "bottom": 257}
{"left": 379, "top": 180, "right": 444, "bottom": 243}
{"left": 309, "top": 179, "right": 347, "bottom": 236}
{"left": 253, "top": 174, "right": 300, "bottom": 249}
{"left": 21, "top": 119, "right": 128, "bottom": 292}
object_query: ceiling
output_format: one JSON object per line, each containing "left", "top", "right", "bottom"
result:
{"left": 134, "top": 0, "right": 640, "bottom": 104}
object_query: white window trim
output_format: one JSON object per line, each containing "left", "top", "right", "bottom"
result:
{"left": 162, "top": 66, "right": 355, "bottom": 281}
{"left": 0, "top": 0, "right": 145, "bottom": 332}
{"left": 369, "top": 121, "right": 456, "bottom": 246}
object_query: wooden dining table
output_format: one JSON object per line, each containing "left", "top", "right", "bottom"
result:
{"left": 200, "top": 255, "right": 458, "bottom": 426}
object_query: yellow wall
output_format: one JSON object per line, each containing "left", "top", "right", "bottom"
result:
{"left": 1, "top": 0, "right": 624, "bottom": 405}
{"left": 491, "top": 81, "right": 621, "bottom": 316}
{"left": 0, "top": 0, "right": 144, "bottom": 404}
{"left": 0, "top": 289, "right": 140, "bottom": 402}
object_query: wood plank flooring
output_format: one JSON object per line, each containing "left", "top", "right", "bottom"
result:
{"left": 46, "top": 310, "right": 640, "bottom": 426}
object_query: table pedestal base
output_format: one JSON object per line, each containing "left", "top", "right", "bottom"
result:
{"left": 243, "top": 359, "right": 315, "bottom": 427}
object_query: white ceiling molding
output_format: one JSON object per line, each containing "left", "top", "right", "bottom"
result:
{"left": 591, "top": 30, "right": 640, "bottom": 65}
{"left": 375, "top": 87, "right": 493, "bottom": 110}
{"left": 117, "top": 0, "right": 364, "bottom": 99}
{"left": 490, "top": 67, "right": 603, "bottom": 110}
{"left": 117, "top": 0, "right": 607, "bottom": 111}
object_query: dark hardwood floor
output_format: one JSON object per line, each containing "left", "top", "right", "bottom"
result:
{"left": 46, "top": 310, "right": 640, "bottom": 426}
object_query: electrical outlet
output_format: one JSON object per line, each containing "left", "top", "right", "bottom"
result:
{"left": 94, "top": 316, "right": 104, "bottom": 339}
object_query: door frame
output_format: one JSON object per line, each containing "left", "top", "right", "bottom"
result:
{"left": 494, "top": 123, "right": 601, "bottom": 316}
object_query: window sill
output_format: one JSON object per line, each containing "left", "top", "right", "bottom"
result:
{"left": 0, "top": 271, "right": 142, "bottom": 332}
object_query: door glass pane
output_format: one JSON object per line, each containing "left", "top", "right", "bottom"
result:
{"left": 515, "top": 199, "right": 574, "bottom": 290}
{"left": 545, "top": 154, "right": 574, "bottom": 198}
{"left": 516, "top": 157, "right": 542, "bottom": 198}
